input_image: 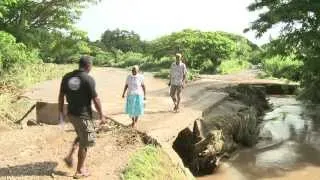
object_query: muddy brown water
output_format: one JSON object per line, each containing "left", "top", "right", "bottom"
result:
{"left": 198, "top": 96, "right": 320, "bottom": 180}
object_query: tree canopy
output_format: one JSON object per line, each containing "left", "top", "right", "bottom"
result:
{"left": 247, "top": 0, "right": 320, "bottom": 102}
{"left": 0, "top": 0, "right": 97, "bottom": 63}
{"left": 149, "top": 29, "right": 237, "bottom": 69}
{"left": 0, "top": 31, "right": 39, "bottom": 72}
{"left": 100, "top": 29, "right": 146, "bottom": 53}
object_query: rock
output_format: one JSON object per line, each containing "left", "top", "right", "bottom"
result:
{"left": 172, "top": 127, "right": 194, "bottom": 165}
{"left": 193, "top": 119, "right": 204, "bottom": 143}
{"left": 27, "top": 119, "right": 38, "bottom": 126}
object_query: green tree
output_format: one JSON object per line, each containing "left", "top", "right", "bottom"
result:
{"left": 0, "top": 0, "right": 97, "bottom": 43}
{"left": 0, "top": 0, "right": 16, "bottom": 18}
{"left": 0, "top": 0, "right": 97, "bottom": 63}
{"left": 260, "top": 39, "right": 290, "bottom": 58}
{"left": 0, "top": 31, "right": 39, "bottom": 72}
{"left": 247, "top": 0, "right": 320, "bottom": 102}
{"left": 150, "top": 29, "right": 236, "bottom": 70}
{"left": 100, "top": 29, "right": 145, "bottom": 53}
{"left": 40, "top": 30, "right": 91, "bottom": 63}
{"left": 217, "top": 31, "right": 259, "bottom": 61}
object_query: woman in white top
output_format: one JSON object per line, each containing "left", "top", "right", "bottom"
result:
{"left": 122, "top": 65, "right": 146, "bottom": 128}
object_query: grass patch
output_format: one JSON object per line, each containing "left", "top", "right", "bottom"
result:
{"left": 0, "top": 63, "right": 74, "bottom": 126}
{"left": 262, "top": 55, "right": 303, "bottom": 81}
{"left": 122, "top": 145, "right": 189, "bottom": 180}
{"left": 153, "top": 69, "right": 170, "bottom": 79}
{"left": 218, "top": 59, "right": 251, "bottom": 74}
{"left": 0, "top": 63, "right": 75, "bottom": 90}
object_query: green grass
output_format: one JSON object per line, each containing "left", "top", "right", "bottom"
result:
{"left": 0, "top": 63, "right": 75, "bottom": 89}
{"left": 122, "top": 145, "right": 189, "bottom": 180}
{"left": 262, "top": 55, "right": 303, "bottom": 81}
{"left": 153, "top": 69, "right": 170, "bottom": 79}
{"left": 0, "top": 63, "right": 74, "bottom": 126}
{"left": 218, "top": 59, "right": 251, "bottom": 74}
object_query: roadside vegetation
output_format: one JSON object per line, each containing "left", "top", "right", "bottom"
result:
{"left": 1, "top": 0, "right": 319, "bottom": 179}
{"left": 0, "top": 63, "right": 73, "bottom": 127}
{"left": 1, "top": 0, "right": 318, "bottom": 107}
{"left": 246, "top": 0, "right": 319, "bottom": 102}
{"left": 122, "top": 145, "right": 190, "bottom": 180}
{"left": 0, "top": 31, "right": 74, "bottom": 126}
{"left": 0, "top": 1, "right": 259, "bottom": 126}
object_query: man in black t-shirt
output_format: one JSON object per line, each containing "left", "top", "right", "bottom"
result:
{"left": 58, "top": 56, "right": 106, "bottom": 178}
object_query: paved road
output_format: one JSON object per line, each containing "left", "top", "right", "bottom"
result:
{"left": 24, "top": 67, "right": 228, "bottom": 143}
{"left": 14, "top": 67, "right": 296, "bottom": 180}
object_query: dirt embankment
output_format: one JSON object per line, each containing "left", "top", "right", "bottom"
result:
{"left": 0, "top": 121, "right": 146, "bottom": 180}
{"left": 173, "top": 84, "right": 270, "bottom": 176}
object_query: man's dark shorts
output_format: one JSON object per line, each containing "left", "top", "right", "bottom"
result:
{"left": 170, "top": 85, "right": 182, "bottom": 98}
{"left": 68, "top": 115, "right": 96, "bottom": 148}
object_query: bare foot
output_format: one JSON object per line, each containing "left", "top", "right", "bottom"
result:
{"left": 73, "top": 172, "right": 90, "bottom": 179}
{"left": 131, "top": 121, "right": 136, "bottom": 128}
{"left": 64, "top": 157, "right": 73, "bottom": 168}
{"left": 73, "top": 168, "right": 90, "bottom": 179}
{"left": 173, "top": 104, "right": 178, "bottom": 112}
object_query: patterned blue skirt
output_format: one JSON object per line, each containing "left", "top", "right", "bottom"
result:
{"left": 125, "top": 95, "right": 144, "bottom": 117}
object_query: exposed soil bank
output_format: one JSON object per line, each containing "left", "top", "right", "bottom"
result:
{"left": 0, "top": 122, "right": 145, "bottom": 180}
{"left": 173, "top": 84, "right": 270, "bottom": 176}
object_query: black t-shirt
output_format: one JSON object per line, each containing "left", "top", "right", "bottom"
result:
{"left": 60, "top": 69, "right": 97, "bottom": 118}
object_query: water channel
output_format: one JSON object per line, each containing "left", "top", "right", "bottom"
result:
{"left": 199, "top": 95, "right": 320, "bottom": 180}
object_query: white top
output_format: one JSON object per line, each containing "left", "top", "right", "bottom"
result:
{"left": 126, "top": 74, "right": 144, "bottom": 95}
{"left": 170, "top": 62, "right": 187, "bottom": 86}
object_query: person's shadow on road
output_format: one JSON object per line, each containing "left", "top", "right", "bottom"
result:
{"left": 0, "top": 161, "right": 68, "bottom": 178}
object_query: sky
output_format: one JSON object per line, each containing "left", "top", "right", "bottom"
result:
{"left": 76, "top": 0, "right": 279, "bottom": 46}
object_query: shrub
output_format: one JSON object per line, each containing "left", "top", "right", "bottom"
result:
{"left": 157, "top": 57, "right": 174, "bottom": 68}
{"left": 94, "top": 51, "right": 116, "bottom": 66}
{"left": 0, "top": 31, "right": 40, "bottom": 72}
{"left": 187, "top": 69, "right": 200, "bottom": 80}
{"left": 0, "top": 63, "right": 74, "bottom": 89}
{"left": 115, "top": 52, "right": 147, "bottom": 68}
{"left": 262, "top": 55, "right": 303, "bottom": 81}
{"left": 218, "top": 59, "right": 251, "bottom": 74}
{"left": 248, "top": 50, "right": 263, "bottom": 65}
{"left": 154, "top": 69, "right": 170, "bottom": 79}
{"left": 140, "top": 56, "right": 173, "bottom": 72}
{"left": 199, "top": 60, "right": 216, "bottom": 74}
